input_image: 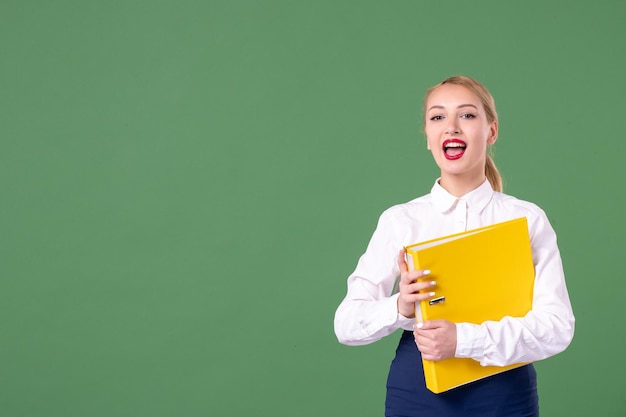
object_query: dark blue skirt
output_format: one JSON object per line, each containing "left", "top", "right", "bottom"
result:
{"left": 385, "top": 331, "right": 539, "bottom": 417}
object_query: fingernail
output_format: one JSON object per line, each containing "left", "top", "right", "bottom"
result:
{"left": 423, "top": 269, "right": 431, "bottom": 275}
{"left": 429, "top": 292, "right": 436, "bottom": 297}
{"left": 430, "top": 281, "right": 436, "bottom": 286}
{"left": 416, "top": 322, "right": 424, "bottom": 329}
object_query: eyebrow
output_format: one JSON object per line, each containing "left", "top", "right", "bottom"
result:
{"left": 427, "top": 104, "right": 479, "bottom": 112}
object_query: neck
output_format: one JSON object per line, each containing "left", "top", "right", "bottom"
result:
{"left": 438, "top": 174, "right": 487, "bottom": 198}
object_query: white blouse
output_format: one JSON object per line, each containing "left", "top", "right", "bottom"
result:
{"left": 334, "top": 179, "right": 575, "bottom": 367}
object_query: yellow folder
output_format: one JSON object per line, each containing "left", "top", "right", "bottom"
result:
{"left": 404, "top": 217, "right": 535, "bottom": 394}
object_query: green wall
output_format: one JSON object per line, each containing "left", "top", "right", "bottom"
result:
{"left": 2, "top": 1, "right": 624, "bottom": 415}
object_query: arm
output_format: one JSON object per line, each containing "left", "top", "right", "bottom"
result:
{"left": 455, "top": 210, "right": 575, "bottom": 366}
{"left": 333, "top": 211, "right": 434, "bottom": 346}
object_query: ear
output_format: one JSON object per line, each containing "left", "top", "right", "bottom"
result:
{"left": 487, "top": 120, "right": 498, "bottom": 145}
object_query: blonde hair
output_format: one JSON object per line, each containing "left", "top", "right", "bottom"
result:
{"left": 423, "top": 75, "right": 503, "bottom": 192}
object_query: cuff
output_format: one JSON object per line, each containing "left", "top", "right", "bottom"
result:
{"left": 455, "top": 322, "right": 486, "bottom": 360}
{"left": 387, "top": 293, "right": 415, "bottom": 330}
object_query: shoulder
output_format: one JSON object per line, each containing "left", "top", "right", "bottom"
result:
{"left": 379, "top": 193, "right": 433, "bottom": 222}
{"left": 492, "top": 192, "right": 555, "bottom": 237}
{"left": 370, "top": 193, "right": 434, "bottom": 239}
{"left": 492, "top": 191, "right": 547, "bottom": 218}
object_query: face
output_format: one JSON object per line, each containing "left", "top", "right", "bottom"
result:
{"left": 424, "top": 83, "right": 498, "bottom": 184}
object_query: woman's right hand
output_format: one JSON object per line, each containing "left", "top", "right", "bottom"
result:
{"left": 396, "top": 248, "right": 436, "bottom": 318}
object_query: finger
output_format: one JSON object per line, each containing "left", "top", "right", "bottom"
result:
{"left": 421, "top": 320, "right": 451, "bottom": 330}
{"left": 414, "top": 332, "right": 435, "bottom": 353}
{"left": 408, "top": 279, "right": 436, "bottom": 293}
{"left": 401, "top": 269, "right": 432, "bottom": 288}
{"left": 417, "top": 320, "right": 442, "bottom": 331}
{"left": 411, "top": 291, "right": 436, "bottom": 302}
{"left": 413, "top": 323, "right": 439, "bottom": 343}
{"left": 401, "top": 281, "right": 434, "bottom": 298}
{"left": 397, "top": 248, "right": 408, "bottom": 273}
{"left": 414, "top": 323, "right": 432, "bottom": 340}
{"left": 398, "top": 249, "right": 431, "bottom": 278}
{"left": 403, "top": 279, "right": 435, "bottom": 299}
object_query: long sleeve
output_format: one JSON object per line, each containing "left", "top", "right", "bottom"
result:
{"left": 334, "top": 180, "right": 575, "bottom": 363}
{"left": 334, "top": 208, "right": 415, "bottom": 346}
{"left": 455, "top": 209, "right": 575, "bottom": 366}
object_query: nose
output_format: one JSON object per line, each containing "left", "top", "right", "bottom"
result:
{"left": 445, "top": 118, "right": 460, "bottom": 134}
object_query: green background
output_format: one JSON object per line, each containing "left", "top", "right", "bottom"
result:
{"left": 1, "top": 1, "right": 624, "bottom": 416}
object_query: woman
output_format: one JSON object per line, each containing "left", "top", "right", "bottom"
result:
{"left": 334, "top": 76, "right": 575, "bottom": 416}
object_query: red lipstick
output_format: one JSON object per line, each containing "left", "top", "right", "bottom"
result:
{"left": 442, "top": 139, "right": 467, "bottom": 160}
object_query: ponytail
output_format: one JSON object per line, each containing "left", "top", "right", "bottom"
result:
{"left": 485, "top": 154, "right": 502, "bottom": 192}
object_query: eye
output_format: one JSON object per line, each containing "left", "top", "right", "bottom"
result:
{"left": 460, "top": 113, "right": 477, "bottom": 119}
{"left": 429, "top": 115, "right": 444, "bottom": 121}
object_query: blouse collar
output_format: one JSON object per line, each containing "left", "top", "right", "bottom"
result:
{"left": 431, "top": 178, "right": 495, "bottom": 213}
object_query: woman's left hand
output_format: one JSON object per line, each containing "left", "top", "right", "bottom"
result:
{"left": 413, "top": 320, "right": 457, "bottom": 361}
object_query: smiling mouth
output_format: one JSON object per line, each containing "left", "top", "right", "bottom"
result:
{"left": 443, "top": 139, "right": 466, "bottom": 160}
